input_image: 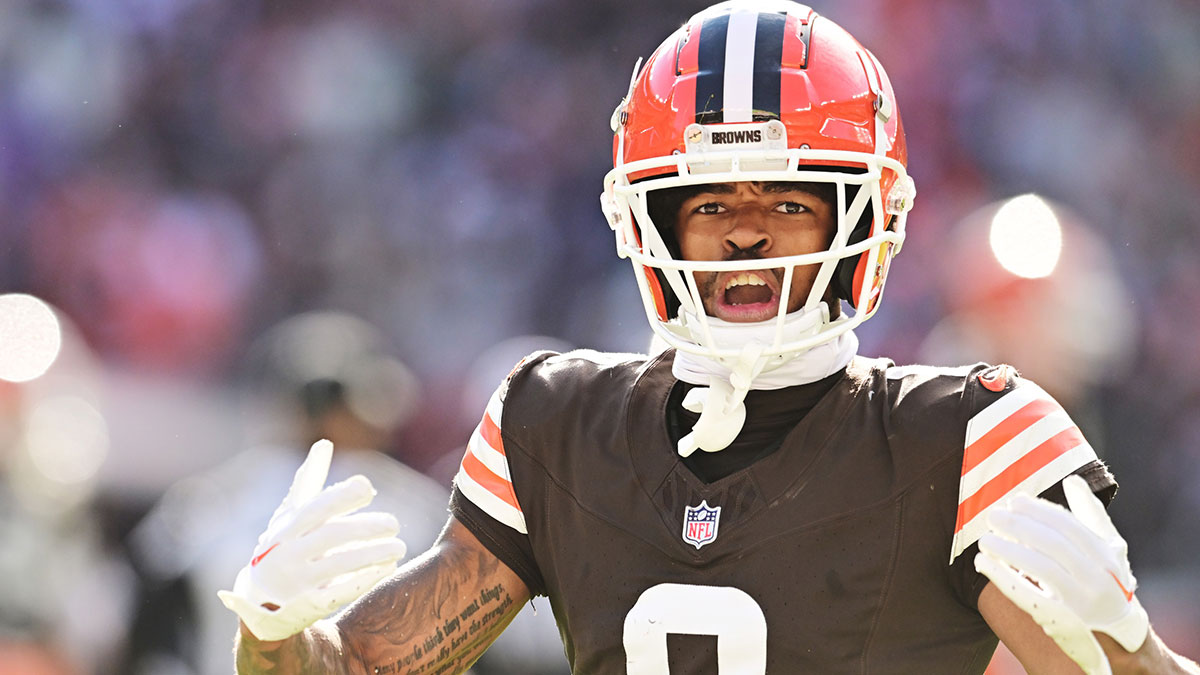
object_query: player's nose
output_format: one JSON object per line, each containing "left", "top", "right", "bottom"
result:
{"left": 723, "top": 207, "right": 772, "bottom": 255}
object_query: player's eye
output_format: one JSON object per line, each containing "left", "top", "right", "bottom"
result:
{"left": 695, "top": 202, "right": 724, "bottom": 215}
{"left": 775, "top": 201, "right": 808, "bottom": 214}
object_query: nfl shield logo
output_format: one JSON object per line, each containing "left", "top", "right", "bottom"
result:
{"left": 682, "top": 500, "right": 722, "bottom": 550}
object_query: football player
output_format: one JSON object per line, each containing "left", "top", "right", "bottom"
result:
{"left": 220, "top": 1, "right": 1198, "bottom": 673}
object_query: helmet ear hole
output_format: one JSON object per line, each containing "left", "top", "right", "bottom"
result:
{"left": 644, "top": 267, "right": 677, "bottom": 321}
{"left": 832, "top": 250, "right": 867, "bottom": 307}
{"left": 833, "top": 211, "right": 898, "bottom": 308}
{"left": 831, "top": 186, "right": 875, "bottom": 306}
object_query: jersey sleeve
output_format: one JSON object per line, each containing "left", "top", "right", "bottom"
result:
{"left": 949, "top": 366, "right": 1105, "bottom": 563}
{"left": 453, "top": 384, "right": 527, "bottom": 534}
{"left": 450, "top": 362, "right": 549, "bottom": 596}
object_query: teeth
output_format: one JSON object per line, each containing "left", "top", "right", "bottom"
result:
{"left": 724, "top": 273, "right": 768, "bottom": 290}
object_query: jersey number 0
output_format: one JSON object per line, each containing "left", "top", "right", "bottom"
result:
{"left": 623, "top": 583, "right": 767, "bottom": 674}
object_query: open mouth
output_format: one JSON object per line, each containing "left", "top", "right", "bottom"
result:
{"left": 713, "top": 271, "right": 781, "bottom": 322}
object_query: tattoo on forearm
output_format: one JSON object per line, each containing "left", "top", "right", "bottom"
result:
{"left": 368, "top": 582, "right": 515, "bottom": 674}
{"left": 337, "top": 536, "right": 521, "bottom": 675}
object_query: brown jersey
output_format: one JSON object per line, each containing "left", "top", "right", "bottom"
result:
{"left": 451, "top": 349, "right": 1114, "bottom": 674}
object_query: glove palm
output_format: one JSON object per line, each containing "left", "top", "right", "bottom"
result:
{"left": 218, "top": 440, "right": 408, "bottom": 641}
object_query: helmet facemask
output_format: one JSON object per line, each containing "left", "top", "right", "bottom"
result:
{"left": 603, "top": 128, "right": 913, "bottom": 371}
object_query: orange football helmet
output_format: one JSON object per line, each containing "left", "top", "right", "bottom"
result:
{"left": 601, "top": 0, "right": 915, "bottom": 364}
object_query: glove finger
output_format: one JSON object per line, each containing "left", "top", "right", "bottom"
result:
{"left": 978, "top": 532, "right": 1078, "bottom": 600}
{"left": 1087, "top": 656, "right": 1115, "bottom": 675}
{"left": 303, "top": 539, "right": 408, "bottom": 585}
{"left": 308, "top": 562, "right": 400, "bottom": 615}
{"left": 987, "top": 508, "right": 1098, "bottom": 582}
{"left": 975, "top": 551, "right": 1114, "bottom": 675}
{"left": 281, "top": 440, "right": 334, "bottom": 510}
{"left": 1058, "top": 632, "right": 1114, "bottom": 675}
{"left": 975, "top": 548, "right": 1093, "bottom": 640}
{"left": 218, "top": 591, "right": 296, "bottom": 642}
{"left": 1063, "top": 475, "right": 1120, "bottom": 541}
{"left": 312, "top": 511, "right": 402, "bottom": 547}
{"left": 974, "top": 549, "right": 1059, "bottom": 619}
{"left": 217, "top": 588, "right": 255, "bottom": 616}
{"left": 287, "top": 512, "right": 402, "bottom": 562}
{"left": 1006, "top": 494, "right": 1116, "bottom": 574}
{"left": 245, "top": 607, "right": 309, "bottom": 643}
{"left": 274, "top": 475, "right": 377, "bottom": 542}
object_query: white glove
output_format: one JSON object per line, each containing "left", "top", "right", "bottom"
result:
{"left": 218, "top": 440, "right": 408, "bottom": 641}
{"left": 975, "top": 475, "right": 1149, "bottom": 675}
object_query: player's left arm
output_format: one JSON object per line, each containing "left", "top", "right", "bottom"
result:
{"left": 977, "top": 476, "right": 1200, "bottom": 675}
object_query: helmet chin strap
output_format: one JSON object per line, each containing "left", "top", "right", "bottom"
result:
{"left": 677, "top": 342, "right": 766, "bottom": 458}
{"left": 673, "top": 303, "right": 859, "bottom": 457}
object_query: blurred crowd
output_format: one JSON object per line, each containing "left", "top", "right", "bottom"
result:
{"left": 0, "top": 0, "right": 1197, "bottom": 673}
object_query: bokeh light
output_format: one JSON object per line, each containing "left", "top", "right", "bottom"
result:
{"left": 25, "top": 395, "right": 110, "bottom": 488}
{"left": 988, "top": 194, "right": 1064, "bottom": 279}
{"left": 0, "top": 293, "right": 64, "bottom": 383}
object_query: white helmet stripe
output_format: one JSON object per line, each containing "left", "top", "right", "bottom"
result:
{"left": 722, "top": 10, "right": 760, "bottom": 123}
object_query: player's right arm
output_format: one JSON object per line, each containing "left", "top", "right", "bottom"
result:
{"left": 233, "top": 516, "right": 529, "bottom": 675}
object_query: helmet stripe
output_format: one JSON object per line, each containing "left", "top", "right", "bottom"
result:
{"left": 694, "top": 11, "right": 789, "bottom": 125}
{"left": 751, "top": 12, "right": 786, "bottom": 120}
{"left": 695, "top": 14, "right": 729, "bottom": 124}
{"left": 721, "top": 10, "right": 759, "bottom": 122}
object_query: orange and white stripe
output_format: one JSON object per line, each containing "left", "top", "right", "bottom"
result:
{"left": 454, "top": 387, "right": 527, "bottom": 534}
{"left": 949, "top": 382, "right": 1097, "bottom": 562}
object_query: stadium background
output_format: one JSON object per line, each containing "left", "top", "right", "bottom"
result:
{"left": 0, "top": 0, "right": 1197, "bottom": 672}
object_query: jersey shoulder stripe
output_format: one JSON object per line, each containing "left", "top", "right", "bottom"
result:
{"left": 454, "top": 386, "right": 527, "bottom": 534}
{"left": 950, "top": 380, "right": 1097, "bottom": 562}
